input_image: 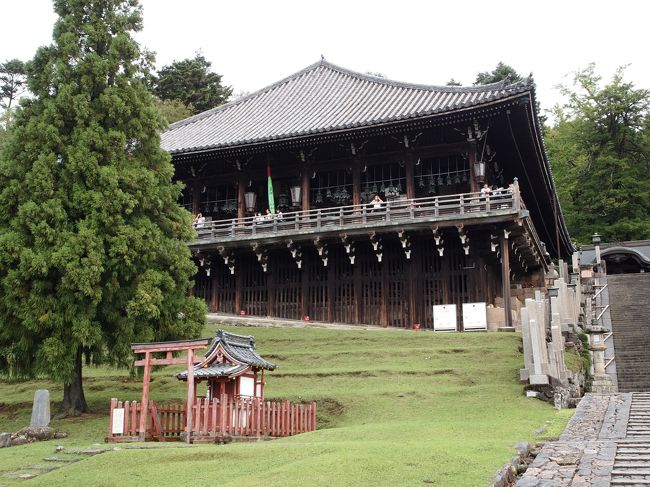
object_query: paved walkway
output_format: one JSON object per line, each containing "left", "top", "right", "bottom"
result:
{"left": 517, "top": 392, "right": 650, "bottom": 486}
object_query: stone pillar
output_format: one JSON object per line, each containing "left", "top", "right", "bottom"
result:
{"left": 587, "top": 325, "right": 617, "bottom": 393}
{"left": 30, "top": 390, "right": 50, "bottom": 428}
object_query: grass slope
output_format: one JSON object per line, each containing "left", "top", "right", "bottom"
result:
{"left": 0, "top": 325, "right": 571, "bottom": 486}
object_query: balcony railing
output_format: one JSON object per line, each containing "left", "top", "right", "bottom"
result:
{"left": 192, "top": 190, "right": 520, "bottom": 244}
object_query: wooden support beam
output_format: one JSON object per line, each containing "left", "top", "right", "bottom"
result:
{"left": 138, "top": 351, "right": 151, "bottom": 441}
{"left": 405, "top": 151, "right": 415, "bottom": 200}
{"left": 186, "top": 348, "right": 195, "bottom": 444}
{"left": 267, "top": 266, "right": 276, "bottom": 317}
{"left": 500, "top": 233, "right": 513, "bottom": 328}
{"left": 237, "top": 174, "right": 246, "bottom": 221}
{"left": 235, "top": 271, "right": 242, "bottom": 314}
{"left": 209, "top": 274, "right": 218, "bottom": 312}
{"left": 192, "top": 181, "right": 200, "bottom": 216}
{"left": 352, "top": 159, "right": 361, "bottom": 208}
{"left": 467, "top": 141, "right": 479, "bottom": 193}
{"left": 301, "top": 165, "right": 310, "bottom": 213}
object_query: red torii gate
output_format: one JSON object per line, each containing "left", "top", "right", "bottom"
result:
{"left": 131, "top": 339, "right": 209, "bottom": 443}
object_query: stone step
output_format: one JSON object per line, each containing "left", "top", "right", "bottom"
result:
{"left": 616, "top": 455, "right": 650, "bottom": 460}
{"left": 43, "top": 457, "right": 82, "bottom": 463}
{"left": 612, "top": 469, "right": 650, "bottom": 475}
{"left": 19, "top": 465, "right": 60, "bottom": 472}
{"left": 2, "top": 473, "right": 38, "bottom": 480}
{"left": 611, "top": 477, "right": 650, "bottom": 484}
{"left": 615, "top": 463, "right": 650, "bottom": 468}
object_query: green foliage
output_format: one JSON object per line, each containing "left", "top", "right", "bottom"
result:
{"left": 0, "top": 326, "right": 570, "bottom": 486}
{"left": 446, "top": 78, "right": 462, "bottom": 86}
{"left": 0, "top": 58, "right": 27, "bottom": 109}
{"left": 0, "top": 0, "right": 205, "bottom": 391}
{"left": 546, "top": 65, "right": 650, "bottom": 243}
{"left": 153, "top": 97, "right": 194, "bottom": 124}
{"left": 475, "top": 62, "right": 522, "bottom": 85}
{"left": 154, "top": 54, "right": 232, "bottom": 114}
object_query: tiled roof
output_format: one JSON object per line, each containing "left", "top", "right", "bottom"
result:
{"left": 205, "top": 330, "right": 276, "bottom": 370}
{"left": 177, "top": 363, "right": 247, "bottom": 380}
{"left": 580, "top": 240, "right": 650, "bottom": 265}
{"left": 176, "top": 330, "right": 275, "bottom": 381}
{"left": 161, "top": 60, "right": 535, "bottom": 154}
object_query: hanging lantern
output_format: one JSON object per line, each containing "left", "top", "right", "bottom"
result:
{"left": 437, "top": 175, "right": 444, "bottom": 186}
{"left": 446, "top": 173, "right": 452, "bottom": 186}
{"left": 473, "top": 160, "right": 486, "bottom": 184}
{"left": 462, "top": 171, "right": 468, "bottom": 182}
{"left": 244, "top": 191, "right": 257, "bottom": 212}
{"left": 372, "top": 182, "right": 378, "bottom": 194}
{"left": 453, "top": 172, "right": 461, "bottom": 185}
{"left": 315, "top": 190, "right": 323, "bottom": 204}
{"left": 290, "top": 185, "right": 302, "bottom": 207}
{"left": 418, "top": 176, "right": 425, "bottom": 188}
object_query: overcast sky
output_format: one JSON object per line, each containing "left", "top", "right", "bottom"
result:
{"left": 2, "top": 0, "right": 648, "bottom": 117}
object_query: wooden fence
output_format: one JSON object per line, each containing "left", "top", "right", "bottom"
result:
{"left": 192, "top": 190, "right": 519, "bottom": 243}
{"left": 108, "top": 395, "right": 317, "bottom": 442}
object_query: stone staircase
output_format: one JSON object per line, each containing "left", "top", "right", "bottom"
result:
{"left": 607, "top": 274, "right": 650, "bottom": 392}
{"left": 611, "top": 392, "right": 650, "bottom": 485}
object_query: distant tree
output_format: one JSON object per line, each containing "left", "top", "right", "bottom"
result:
{"left": 446, "top": 78, "right": 462, "bottom": 86}
{"left": 154, "top": 54, "right": 232, "bottom": 114}
{"left": 0, "top": 59, "right": 27, "bottom": 110}
{"left": 154, "top": 98, "right": 194, "bottom": 124}
{"left": 365, "top": 71, "right": 386, "bottom": 78}
{"left": 0, "top": 0, "right": 206, "bottom": 416}
{"left": 475, "top": 62, "right": 522, "bottom": 85}
{"left": 546, "top": 64, "right": 650, "bottom": 243}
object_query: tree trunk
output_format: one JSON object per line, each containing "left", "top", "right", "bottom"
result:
{"left": 56, "top": 346, "right": 89, "bottom": 418}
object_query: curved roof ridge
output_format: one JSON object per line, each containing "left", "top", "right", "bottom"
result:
{"left": 167, "top": 59, "right": 533, "bottom": 132}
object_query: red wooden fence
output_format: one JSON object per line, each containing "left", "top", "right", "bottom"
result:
{"left": 108, "top": 395, "right": 317, "bottom": 442}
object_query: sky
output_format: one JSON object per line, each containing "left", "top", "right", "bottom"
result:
{"left": 2, "top": 0, "right": 648, "bottom": 117}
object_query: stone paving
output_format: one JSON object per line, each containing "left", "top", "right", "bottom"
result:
{"left": 517, "top": 392, "right": 650, "bottom": 486}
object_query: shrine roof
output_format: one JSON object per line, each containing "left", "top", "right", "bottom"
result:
{"left": 176, "top": 363, "right": 248, "bottom": 380}
{"left": 161, "top": 59, "right": 535, "bottom": 154}
{"left": 205, "top": 330, "right": 276, "bottom": 370}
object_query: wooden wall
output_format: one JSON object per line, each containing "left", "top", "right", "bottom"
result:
{"left": 195, "top": 233, "right": 502, "bottom": 328}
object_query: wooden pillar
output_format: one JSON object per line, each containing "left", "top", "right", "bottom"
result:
{"left": 235, "top": 271, "right": 242, "bottom": 314}
{"left": 301, "top": 262, "right": 308, "bottom": 319}
{"left": 267, "top": 267, "right": 275, "bottom": 317}
{"left": 301, "top": 165, "right": 310, "bottom": 213}
{"left": 237, "top": 174, "right": 246, "bottom": 221}
{"left": 186, "top": 348, "right": 195, "bottom": 444}
{"left": 467, "top": 142, "right": 479, "bottom": 193}
{"left": 500, "top": 234, "right": 513, "bottom": 328}
{"left": 192, "top": 181, "right": 201, "bottom": 216}
{"left": 352, "top": 159, "right": 361, "bottom": 208}
{"left": 408, "top": 246, "right": 418, "bottom": 326}
{"left": 138, "top": 351, "right": 151, "bottom": 441}
{"left": 209, "top": 274, "right": 218, "bottom": 312}
{"left": 405, "top": 152, "right": 415, "bottom": 200}
{"left": 380, "top": 256, "right": 389, "bottom": 327}
{"left": 353, "top": 257, "right": 361, "bottom": 324}
{"left": 327, "top": 262, "right": 334, "bottom": 322}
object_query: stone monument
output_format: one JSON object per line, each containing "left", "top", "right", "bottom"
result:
{"left": 30, "top": 389, "right": 50, "bottom": 428}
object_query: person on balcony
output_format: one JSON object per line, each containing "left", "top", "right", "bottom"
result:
{"left": 370, "top": 194, "right": 384, "bottom": 212}
{"left": 193, "top": 213, "right": 205, "bottom": 228}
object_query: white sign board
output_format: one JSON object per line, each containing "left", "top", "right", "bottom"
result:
{"left": 239, "top": 376, "right": 255, "bottom": 397}
{"left": 462, "top": 302, "right": 487, "bottom": 331}
{"left": 111, "top": 408, "right": 125, "bottom": 435}
{"left": 433, "top": 304, "right": 457, "bottom": 331}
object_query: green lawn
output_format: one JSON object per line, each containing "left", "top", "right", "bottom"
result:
{"left": 0, "top": 324, "right": 572, "bottom": 486}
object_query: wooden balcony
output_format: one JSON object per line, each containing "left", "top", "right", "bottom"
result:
{"left": 192, "top": 190, "right": 525, "bottom": 249}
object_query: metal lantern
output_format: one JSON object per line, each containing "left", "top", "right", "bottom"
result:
{"left": 591, "top": 233, "right": 601, "bottom": 245}
{"left": 473, "top": 160, "right": 486, "bottom": 184}
{"left": 547, "top": 286, "right": 559, "bottom": 298}
{"left": 290, "top": 185, "right": 302, "bottom": 207}
{"left": 244, "top": 191, "right": 257, "bottom": 212}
